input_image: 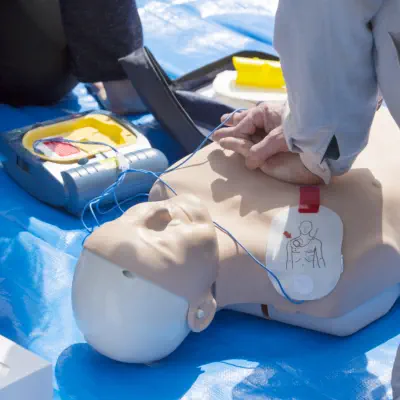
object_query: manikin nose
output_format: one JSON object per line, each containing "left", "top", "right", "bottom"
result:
{"left": 145, "top": 207, "right": 172, "bottom": 231}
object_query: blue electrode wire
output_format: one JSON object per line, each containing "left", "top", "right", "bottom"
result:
{"left": 96, "top": 193, "right": 149, "bottom": 215}
{"left": 75, "top": 108, "right": 303, "bottom": 305}
{"left": 80, "top": 108, "right": 246, "bottom": 225}
{"left": 212, "top": 221, "right": 303, "bottom": 304}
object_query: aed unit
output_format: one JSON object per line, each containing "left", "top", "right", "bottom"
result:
{"left": 0, "top": 111, "right": 169, "bottom": 216}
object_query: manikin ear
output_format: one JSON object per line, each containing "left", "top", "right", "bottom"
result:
{"left": 187, "top": 290, "right": 217, "bottom": 333}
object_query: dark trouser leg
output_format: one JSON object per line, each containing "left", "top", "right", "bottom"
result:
{"left": 59, "top": 0, "right": 143, "bottom": 83}
{"left": 0, "top": 1, "right": 77, "bottom": 106}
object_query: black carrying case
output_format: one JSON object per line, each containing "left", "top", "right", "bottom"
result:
{"left": 120, "top": 47, "right": 278, "bottom": 153}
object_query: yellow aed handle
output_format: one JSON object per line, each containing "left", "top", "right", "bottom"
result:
{"left": 233, "top": 56, "right": 285, "bottom": 89}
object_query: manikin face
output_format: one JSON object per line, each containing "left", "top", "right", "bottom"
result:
{"left": 72, "top": 194, "right": 218, "bottom": 364}
{"left": 299, "top": 221, "right": 312, "bottom": 235}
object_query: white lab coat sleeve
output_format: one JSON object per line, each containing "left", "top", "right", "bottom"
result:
{"left": 274, "top": 0, "right": 383, "bottom": 183}
{"left": 373, "top": 0, "right": 400, "bottom": 129}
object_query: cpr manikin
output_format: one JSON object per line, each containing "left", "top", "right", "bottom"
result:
{"left": 72, "top": 108, "right": 400, "bottom": 363}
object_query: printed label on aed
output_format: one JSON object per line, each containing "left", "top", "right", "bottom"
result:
{"left": 265, "top": 206, "right": 343, "bottom": 301}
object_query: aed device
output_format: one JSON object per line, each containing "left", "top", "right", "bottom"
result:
{"left": 0, "top": 111, "right": 169, "bottom": 216}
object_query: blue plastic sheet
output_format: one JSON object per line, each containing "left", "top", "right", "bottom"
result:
{"left": 136, "top": 0, "right": 276, "bottom": 79}
{"left": 176, "top": 0, "right": 278, "bottom": 46}
{"left": 0, "top": 1, "right": 399, "bottom": 399}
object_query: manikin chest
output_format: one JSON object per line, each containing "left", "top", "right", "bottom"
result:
{"left": 150, "top": 109, "right": 400, "bottom": 318}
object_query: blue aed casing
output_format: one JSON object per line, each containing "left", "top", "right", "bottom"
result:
{"left": 0, "top": 111, "right": 169, "bottom": 216}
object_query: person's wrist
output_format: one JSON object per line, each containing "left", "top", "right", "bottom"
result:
{"left": 299, "top": 152, "right": 331, "bottom": 184}
{"left": 260, "top": 152, "right": 324, "bottom": 185}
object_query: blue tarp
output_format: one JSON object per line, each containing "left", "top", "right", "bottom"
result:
{"left": 0, "top": 1, "right": 399, "bottom": 399}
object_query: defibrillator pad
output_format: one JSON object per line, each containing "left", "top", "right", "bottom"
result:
{"left": 266, "top": 206, "right": 344, "bottom": 301}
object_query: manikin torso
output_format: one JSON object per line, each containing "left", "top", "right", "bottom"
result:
{"left": 72, "top": 108, "right": 400, "bottom": 364}
{"left": 149, "top": 108, "right": 400, "bottom": 316}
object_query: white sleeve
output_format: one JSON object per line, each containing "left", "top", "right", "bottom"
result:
{"left": 274, "top": 0, "right": 383, "bottom": 183}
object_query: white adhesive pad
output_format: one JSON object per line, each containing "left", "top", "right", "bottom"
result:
{"left": 212, "top": 71, "right": 287, "bottom": 105}
{"left": 265, "top": 206, "right": 343, "bottom": 301}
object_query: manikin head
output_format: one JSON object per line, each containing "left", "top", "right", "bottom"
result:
{"left": 299, "top": 221, "right": 313, "bottom": 235}
{"left": 72, "top": 194, "right": 219, "bottom": 364}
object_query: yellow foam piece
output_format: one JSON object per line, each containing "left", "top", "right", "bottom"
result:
{"left": 23, "top": 113, "right": 137, "bottom": 163}
{"left": 233, "top": 56, "right": 285, "bottom": 89}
